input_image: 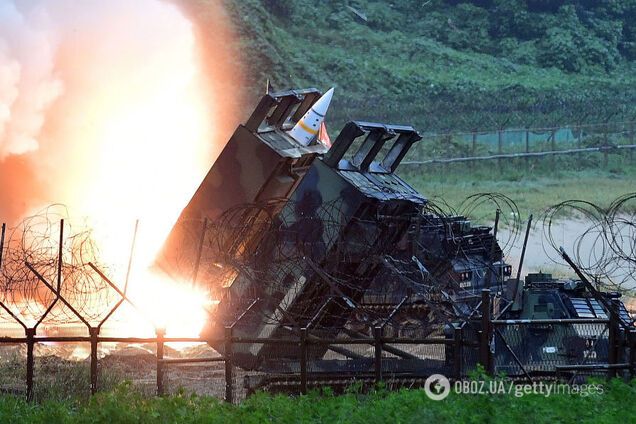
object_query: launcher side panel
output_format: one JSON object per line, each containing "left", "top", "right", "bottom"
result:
{"left": 158, "top": 126, "right": 282, "bottom": 281}
{"left": 157, "top": 89, "right": 328, "bottom": 285}
{"left": 203, "top": 122, "right": 427, "bottom": 369}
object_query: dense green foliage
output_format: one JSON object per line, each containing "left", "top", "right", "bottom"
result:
{"left": 264, "top": 0, "right": 636, "bottom": 72}
{"left": 0, "top": 379, "right": 634, "bottom": 423}
{"left": 224, "top": 0, "right": 636, "bottom": 131}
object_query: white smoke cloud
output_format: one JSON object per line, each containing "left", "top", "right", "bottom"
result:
{"left": 0, "top": 0, "right": 244, "bottom": 226}
{"left": 0, "top": 1, "right": 62, "bottom": 158}
{"left": 0, "top": 0, "right": 244, "bottom": 331}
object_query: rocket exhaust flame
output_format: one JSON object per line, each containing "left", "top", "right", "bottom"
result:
{"left": 0, "top": 0, "right": 243, "bottom": 341}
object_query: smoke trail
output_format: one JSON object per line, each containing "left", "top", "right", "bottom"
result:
{"left": 0, "top": 0, "right": 243, "bottom": 225}
{"left": 0, "top": 1, "right": 62, "bottom": 159}
{"left": 0, "top": 1, "right": 61, "bottom": 219}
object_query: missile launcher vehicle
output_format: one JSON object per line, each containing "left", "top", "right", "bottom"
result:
{"left": 159, "top": 87, "right": 634, "bottom": 383}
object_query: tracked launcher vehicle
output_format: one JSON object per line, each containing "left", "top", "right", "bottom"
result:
{"left": 158, "top": 87, "right": 634, "bottom": 390}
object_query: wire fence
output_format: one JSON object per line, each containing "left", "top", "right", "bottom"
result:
{"left": 402, "top": 120, "right": 636, "bottom": 173}
{"left": 330, "top": 93, "right": 636, "bottom": 143}
{"left": 0, "top": 202, "right": 634, "bottom": 402}
{"left": 1, "top": 288, "right": 634, "bottom": 403}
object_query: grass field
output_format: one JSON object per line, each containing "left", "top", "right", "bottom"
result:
{"left": 0, "top": 379, "right": 634, "bottom": 423}
{"left": 400, "top": 164, "right": 636, "bottom": 222}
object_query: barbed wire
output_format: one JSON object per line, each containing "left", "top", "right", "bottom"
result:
{"left": 0, "top": 191, "right": 632, "bottom": 335}
{"left": 0, "top": 205, "right": 117, "bottom": 324}
{"left": 541, "top": 193, "right": 636, "bottom": 292}
{"left": 167, "top": 194, "right": 520, "bottom": 335}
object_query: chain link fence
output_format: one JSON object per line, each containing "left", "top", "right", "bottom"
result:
{"left": 402, "top": 120, "right": 636, "bottom": 177}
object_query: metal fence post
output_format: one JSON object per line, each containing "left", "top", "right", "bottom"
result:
{"left": 443, "top": 135, "right": 450, "bottom": 176}
{"left": 156, "top": 327, "right": 165, "bottom": 396}
{"left": 471, "top": 130, "right": 477, "bottom": 171}
{"left": 225, "top": 327, "right": 234, "bottom": 403}
{"left": 525, "top": 128, "right": 530, "bottom": 171}
{"left": 300, "top": 327, "right": 308, "bottom": 394}
{"left": 0, "top": 223, "right": 5, "bottom": 270}
{"left": 25, "top": 328, "right": 35, "bottom": 401}
{"left": 551, "top": 128, "right": 556, "bottom": 171}
{"left": 480, "top": 289, "right": 491, "bottom": 374}
{"left": 374, "top": 326, "right": 382, "bottom": 383}
{"left": 630, "top": 122, "right": 634, "bottom": 165}
{"left": 608, "top": 300, "right": 619, "bottom": 379}
{"left": 497, "top": 129, "right": 503, "bottom": 174}
{"left": 454, "top": 325, "right": 463, "bottom": 379}
{"left": 629, "top": 329, "right": 636, "bottom": 379}
{"left": 603, "top": 123, "right": 609, "bottom": 168}
{"left": 90, "top": 327, "right": 99, "bottom": 395}
{"left": 577, "top": 125, "right": 583, "bottom": 170}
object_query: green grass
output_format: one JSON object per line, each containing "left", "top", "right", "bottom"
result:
{"left": 0, "top": 353, "right": 129, "bottom": 404}
{"left": 399, "top": 163, "right": 636, "bottom": 222}
{"left": 0, "top": 379, "right": 634, "bottom": 423}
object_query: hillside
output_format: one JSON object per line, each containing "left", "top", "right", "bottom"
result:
{"left": 222, "top": 0, "right": 636, "bottom": 132}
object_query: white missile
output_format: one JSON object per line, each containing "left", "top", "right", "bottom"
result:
{"left": 288, "top": 87, "right": 334, "bottom": 146}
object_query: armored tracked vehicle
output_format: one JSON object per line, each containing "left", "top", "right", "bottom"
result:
{"left": 158, "top": 87, "right": 633, "bottom": 386}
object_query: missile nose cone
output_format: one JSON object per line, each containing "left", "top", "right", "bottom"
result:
{"left": 312, "top": 87, "right": 334, "bottom": 116}
{"left": 288, "top": 87, "right": 336, "bottom": 147}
